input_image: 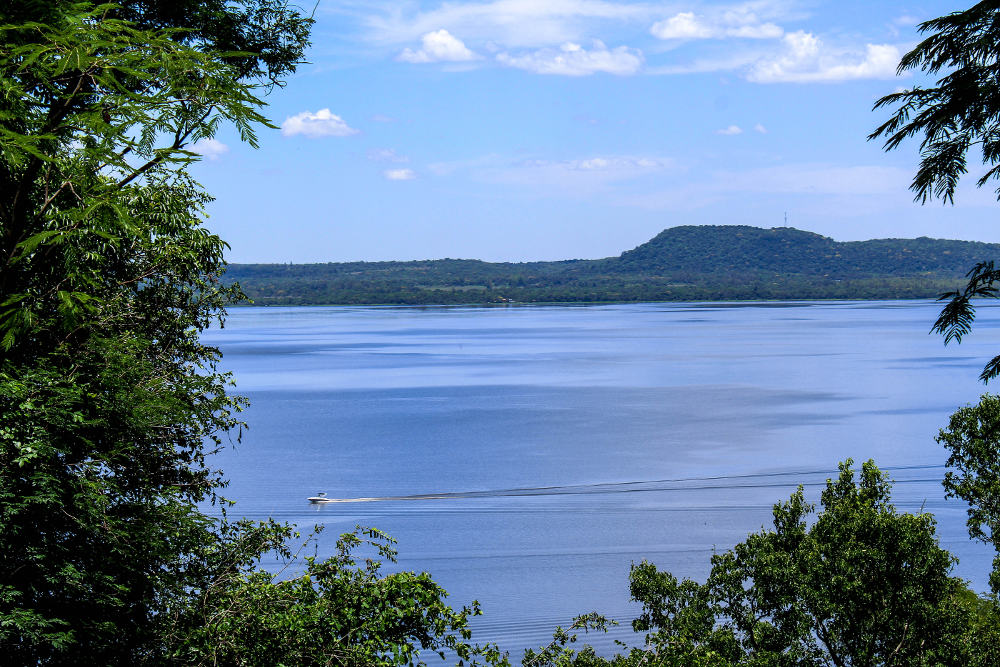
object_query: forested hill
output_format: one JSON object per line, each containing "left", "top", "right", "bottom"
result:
{"left": 613, "top": 226, "right": 1000, "bottom": 275}
{"left": 224, "top": 225, "right": 1000, "bottom": 305}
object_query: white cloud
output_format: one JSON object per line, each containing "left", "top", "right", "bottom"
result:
{"left": 651, "top": 12, "right": 714, "bottom": 40}
{"left": 281, "top": 109, "right": 359, "bottom": 138}
{"left": 647, "top": 29, "right": 905, "bottom": 83}
{"left": 369, "top": 148, "right": 408, "bottom": 163}
{"left": 189, "top": 138, "right": 228, "bottom": 160}
{"left": 650, "top": 8, "right": 783, "bottom": 41}
{"left": 496, "top": 40, "right": 643, "bottom": 76}
{"left": 754, "top": 123, "right": 768, "bottom": 133}
{"left": 398, "top": 29, "right": 479, "bottom": 63}
{"left": 716, "top": 125, "right": 743, "bottom": 135}
{"left": 747, "top": 31, "right": 902, "bottom": 83}
{"left": 384, "top": 168, "right": 416, "bottom": 180}
{"left": 366, "top": 0, "right": 652, "bottom": 49}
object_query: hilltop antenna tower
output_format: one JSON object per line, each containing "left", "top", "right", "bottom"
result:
{"left": 784, "top": 211, "right": 788, "bottom": 226}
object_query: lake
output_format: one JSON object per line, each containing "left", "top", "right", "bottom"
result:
{"left": 201, "top": 301, "right": 998, "bottom": 659}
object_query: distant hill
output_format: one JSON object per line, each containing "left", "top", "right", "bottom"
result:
{"left": 224, "top": 225, "right": 1000, "bottom": 305}
{"left": 612, "top": 225, "right": 1000, "bottom": 277}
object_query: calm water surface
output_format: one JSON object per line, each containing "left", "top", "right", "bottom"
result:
{"left": 202, "top": 301, "right": 998, "bottom": 658}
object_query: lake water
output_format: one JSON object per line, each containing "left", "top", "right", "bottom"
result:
{"left": 202, "top": 301, "right": 998, "bottom": 659}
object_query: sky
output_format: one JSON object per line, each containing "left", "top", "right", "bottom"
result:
{"left": 188, "top": 0, "right": 998, "bottom": 264}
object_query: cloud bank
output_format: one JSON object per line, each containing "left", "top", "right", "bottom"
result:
{"left": 651, "top": 10, "right": 782, "bottom": 40}
{"left": 497, "top": 40, "right": 643, "bottom": 76}
{"left": 748, "top": 31, "right": 901, "bottom": 83}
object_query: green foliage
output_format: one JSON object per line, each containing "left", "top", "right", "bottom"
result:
{"left": 0, "top": 2, "right": 282, "bottom": 354}
{"left": 0, "top": 340, "right": 240, "bottom": 662}
{"left": 874, "top": 19, "right": 1000, "bottom": 662}
{"left": 163, "top": 524, "right": 496, "bottom": 667}
{"left": 931, "top": 261, "right": 1000, "bottom": 382}
{"left": 0, "top": 1, "right": 312, "bottom": 86}
{"left": 0, "top": 5, "right": 272, "bottom": 659}
{"left": 520, "top": 614, "right": 619, "bottom": 667}
{"left": 527, "top": 461, "right": 984, "bottom": 666}
{"left": 870, "top": 1, "right": 1000, "bottom": 204}
{"left": 0, "top": 4, "right": 508, "bottom": 665}
{"left": 953, "top": 586, "right": 1000, "bottom": 667}
{"left": 937, "top": 393, "right": 1000, "bottom": 592}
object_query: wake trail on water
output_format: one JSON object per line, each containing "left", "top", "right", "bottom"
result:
{"left": 317, "top": 463, "right": 946, "bottom": 504}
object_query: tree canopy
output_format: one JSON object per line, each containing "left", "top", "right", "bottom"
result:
{"left": 523, "top": 461, "right": 994, "bottom": 667}
{"left": 0, "top": 4, "right": 498, "bottom": 664}
{"left": 0, "top": 2, "right": 309, "bottom": 661}
{"left": 937, "top": 393, "right": 1000, "bottom": 594}
{"left": 222, "top": 226, "right": 993, "bottom": 307}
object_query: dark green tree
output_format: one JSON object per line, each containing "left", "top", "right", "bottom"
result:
{"left": 162, "top": 524, "right": 496, "bottom": 666}
{"left": 525, "top": 461, "right": 981, "bottom": 666}
{"left": 937, "top": 393, "right": 1000, "bottom": 594}
{"left": 0, "top": 2, "right": 308, "bottom": 662}
{"left": 0, "top": 4, "right": 497, "bottom": 665}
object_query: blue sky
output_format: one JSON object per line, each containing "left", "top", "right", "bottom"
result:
{"left": 189, "top": 0, "right": 996, "bottom": 263}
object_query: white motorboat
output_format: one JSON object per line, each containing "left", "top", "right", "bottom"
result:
{"left": 307, "top": 492, "right": 335, "bottom": 503}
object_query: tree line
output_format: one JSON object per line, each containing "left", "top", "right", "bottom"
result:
{"left": 224, "top": 225, "right": 1000, "bottom": 306}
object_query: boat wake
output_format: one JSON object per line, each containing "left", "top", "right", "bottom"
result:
{"left": 311, "top": 463, "right": 944, "bottom": 504}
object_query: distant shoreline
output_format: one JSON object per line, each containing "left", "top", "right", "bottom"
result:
{"left": 223, "top": 225, "right": 990, "bottom": 307}
{"left": 227, "top": 296, "right": 949, "bottom": 308}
